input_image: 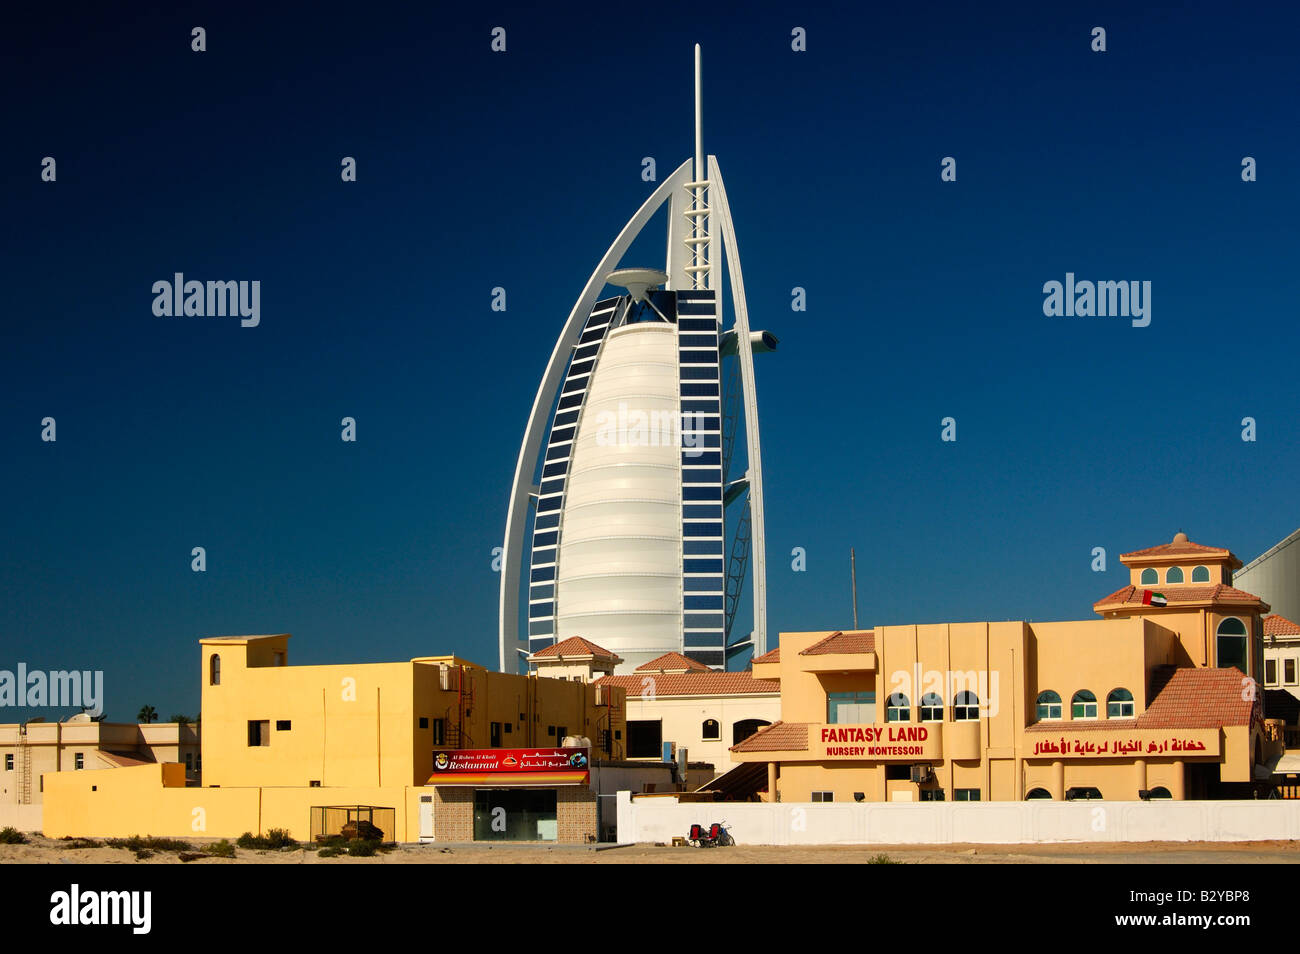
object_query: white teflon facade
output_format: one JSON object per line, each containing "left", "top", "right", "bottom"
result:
{"left": 556, "top": 323, "right": 684, "bottom": 669}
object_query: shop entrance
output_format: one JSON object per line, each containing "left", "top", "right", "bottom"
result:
{"left": 473, "top": 788, "right": 558, "bottom": 841}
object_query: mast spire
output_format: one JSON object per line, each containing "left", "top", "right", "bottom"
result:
{"left": 694, "top": 43, "right": 703, "bottom": 184}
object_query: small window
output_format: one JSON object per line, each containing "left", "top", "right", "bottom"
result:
{"left": 1191, "top": 565, "right": 1210, "bottom": 583}
{"left": 1266, "top": 659, "right": 1278, "bottom": 685}
{"left": 1140, "top": 568, "right": 1158, "bottom": 585}
{"left": 1287, "top": 659, "right": 1298, "bottom": 686}
{"left": 209, "top": 654, "right": 221, "bottom": 686}
{"left": 276, "top": 720, "right": 291, "bottom": 731}
{"left": 701, "top": 719, "right": 720, "bottom": 741}
{"left": 431, "top": 719, "right": 445, "bottom": 745}
{"left": 419, "top": 717, "right": 429, "bottom": 729}
{"left": 919, "top": 789, "right": 945, "bottom": 801}
{"left": 1072, "top": 690, "right": 1097, "bottom": 719}
{"left": 1165, "top": 566, "right": 1184, "bottom": 584}
{"left": 953, "top": 691, "right": 980, "bottom": 721}
{"left": 811, "top": 791, "right": 833, "bottom": 803}
{"left": 547, "top": 725, "right": 556, "bottom": 737}
{"left": 272, "top": 651, "right": 285, "bottom": 666}
{"left": 885, "top": 693, "right": 910, "bottom": 722}
{"left": 247, "top": 720, "right": 270, "bottom": 747}
{"left": 1036, "top": 690, "right": 1062, "bottom": 721}
{"left": 920, "top": 693, "right": 944, "bottom": 722}
{"left": 504, "top": 723, "right": 512, "bottom": 734}
{"left": 309, "top": 780, "right": 321, "bottom": 787}
{"left": 1025, "top": 788, "right": 1052, "bottom": 800}
{"left": 1148, "top": 786, "right": 1172, "bottom": 799}
{"left": 74, "top": 753, "right": 84, "bottom": 770}
{"left": 4, "top": 754, "right": 11, "bottom": 771}
{"left": 954, "top": 788, "right": 981, "bottom": 801}
{"left": 1106, "top": 688, "right": 1134, "bottom": 718}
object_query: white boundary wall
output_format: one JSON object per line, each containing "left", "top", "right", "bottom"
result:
{"left": 616, "top": 792, "right": 1300, "bottom": 844}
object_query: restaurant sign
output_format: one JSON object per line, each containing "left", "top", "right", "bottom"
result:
{"left": 427, "top": 747, "right": 590, "bottom": 786}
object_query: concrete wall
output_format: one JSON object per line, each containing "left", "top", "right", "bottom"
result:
{"left": 0, "top": 804, "right": 43, "bottom": 831}
{"left": 616, "top": 792, "right": 1300, "bottom": 845}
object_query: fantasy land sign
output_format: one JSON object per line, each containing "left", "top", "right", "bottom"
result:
{"left": 426, "top": 747, "right": 590, "bottom": 786}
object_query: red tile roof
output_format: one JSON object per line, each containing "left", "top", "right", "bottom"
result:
{"left": 1265, "top": 615, "right": 1300, "bottom": 637}
{"left": 530, "top": 636, "right": 620, "bottom": 660}
{"left": 729, "top": 721, "right": 809, "bottom": 753}
{"left": 1026, "top": 666, "right": 1256, "bottom": 732}
{"left": 1094, "top": 584, "right": 1267, "bottom": 612}
{"left": 801, "top": 630, "right": 875, "bottom": 655}
{"left": 752, "top": 646, "right": 781, "bottom": 664}
{"left": 595, "top": 671, "right": 779, "bottom": 698}
{"left": 635, "top": 651, "right": 711, "bottom": 672}
{"left": 1122, "top": 541, "right": 1228, "bottom": 559}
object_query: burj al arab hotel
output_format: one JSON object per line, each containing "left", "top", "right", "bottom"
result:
{"left": 499, "top": 47, "right": 776, "bottom": 674}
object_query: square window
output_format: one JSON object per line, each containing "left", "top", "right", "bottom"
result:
{"left": 247, "top": 720, "right": 270, "bottom": 747}
{"left": 419, "top": 717, "right": 429, "bottom": 729}
{"left": 275, "top": 720, "right": 291, "bottom": 731}
{"left": 811, "top": 791, "right": 833, "bottom": 803}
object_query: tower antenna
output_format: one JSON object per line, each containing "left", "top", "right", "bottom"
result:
{"left": 694, "top": 43, "right": 703, "bottom": 184}
{"left": 851, "top": 547, "right": 859, "bottom": 630}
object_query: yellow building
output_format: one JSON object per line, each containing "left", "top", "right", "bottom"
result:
{"left": 733, "top": 533, "right": 1279, "bottom": 803}
{"left": 44, "top": 634, "right": 626, "bottom": 843}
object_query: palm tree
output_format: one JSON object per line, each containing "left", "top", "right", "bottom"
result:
{"left": 137, "top": 705, "right": 157, "bottom": 724}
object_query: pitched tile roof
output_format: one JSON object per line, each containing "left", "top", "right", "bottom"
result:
{"left": 1026, "top": 666, "right": 1256, "bottom": 732}
{"left": 752, "top": 646, "right": 781, "bottom": 664}
{"left": 1265, "top": 614, "right": 1300, "bottom": 637}
{"left": 635, "top": 651, "right": 711, "bottom": 672}
{"left": 530, "top": 636, "right": 621, "bottom": 660}
{"left": 729, "top": 721, "right": 809, "bottom": 753}
{"left": 1120, "top": 532, "right": 1232, "bottom": 561}
{"left": 801, "top": 630, "right": 875, "bottom": 655}
{"left": 594, "top": 671, "right": 779, "bottom": 698}
{"left": 1094, "top": 583, "right": 1267, "bottom": 612}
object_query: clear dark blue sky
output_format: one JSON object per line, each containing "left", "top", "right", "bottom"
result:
{"left": 3, "top": 1, "right": 1298, "bottom": 720}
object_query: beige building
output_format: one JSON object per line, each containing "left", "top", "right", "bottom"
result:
{"left": 529, "top": 636, "right": 623, "bottom": 683}
{"left": 0, "top": 714, "right": 200, "bottom": 805}
{"left": 594, "top": 651, "right": 780, "bottom": 775}
{"left": 732, "top": 533, "right": 1280, "bottom": 803}
{"left": 1263, "top": 614, "right": 1300, "bottom": 699}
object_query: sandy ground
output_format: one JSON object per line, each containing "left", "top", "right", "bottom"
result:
{"left": 4, "top": 834, "right": 1300, "bottom": 864}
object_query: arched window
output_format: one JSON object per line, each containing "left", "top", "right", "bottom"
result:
{"left": 209, "top": 654, "right": 221, "bottom": 686}
{"left": 920, "top": 693, "right": 944, "bottom": 722}
{"left": 1025, "top": 788, "right": 1052, "bottom": 800}
{"left": 1166, "top": 566, "right": 1184, "bottom": 584}
{"left": 1191, "top": 565, "right": 1210, "bottom": 583}
{"left": 885, "top": 692, "right": 910, "bottom": 722}
{"left": 1072, "top": 689, "right": 1097, "bottom": 719}
{"left": 1148, "top": 786, "right": 1172, "bottom": 799}
{"left": 1107, "top": 688, "right": 1134, "bottom": 718}
{"left": 732, "top": 719, "right": 770, "bottom": 746}
{"left": 953, "top": 691, "right": 980, "bottom": 721}
{"left": 701, "top": 719, "right": 720, "bottom": 741}
{"left": 1036, "top": 690, "right": 1062, "bottom": 721}
{"left": 1216, "top": 617, "right": 1249, "bottom": 674}
{"left": 1140, "top": 568, "right": 1158, "bottom": 585}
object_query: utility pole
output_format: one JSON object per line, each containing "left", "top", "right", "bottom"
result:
{"left": 850, "top": 547, "right": 859, "bottom": 630}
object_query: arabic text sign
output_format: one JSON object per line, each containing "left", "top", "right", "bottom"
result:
{"left": 1028, "top": 730, "right": 1219, "bottom": 759}
{"left": 431, "top": 747, "right": 589, "bottom": 773}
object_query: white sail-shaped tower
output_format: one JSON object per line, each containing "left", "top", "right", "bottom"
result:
{"left": 499, "top": 47, "right": 775, "bottom": 673}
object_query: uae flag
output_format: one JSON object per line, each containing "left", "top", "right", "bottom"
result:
{"left": 1141, "top": 589, "right": 1167, "bottom": 607}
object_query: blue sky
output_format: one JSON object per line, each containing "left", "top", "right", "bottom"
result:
{"left": 3, "top": 0, "right": 1298, "bottom": 720}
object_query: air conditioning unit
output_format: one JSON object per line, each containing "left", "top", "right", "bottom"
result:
{"left": 909, "top": 764, "right": 930, "bottom": 784}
